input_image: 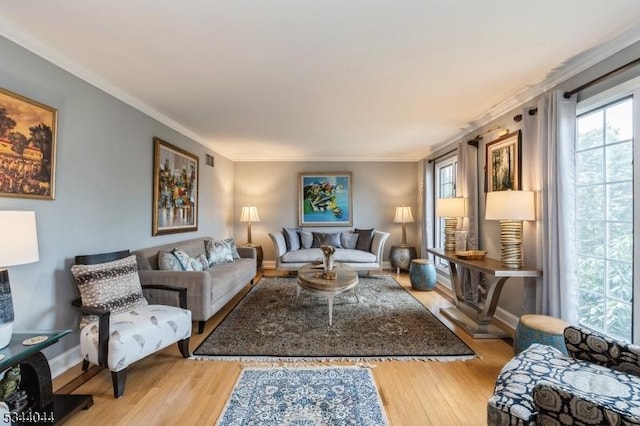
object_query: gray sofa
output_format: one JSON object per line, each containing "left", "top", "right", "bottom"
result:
{"left": 269, "top": 229, "right": 389, "bottom": 276}
{"left": 133, "top": 237, "right": 256, "bottom": 333}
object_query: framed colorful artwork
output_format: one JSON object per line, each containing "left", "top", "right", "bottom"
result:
{"left": 298, "top": 172, "right": 352, "bottom": 227}
{"left": 485, "top": 130, "right": 521, "bottom": 192}
{"left": 152, "top": 137, "right": 199, "bottom": 235}
{"left": 0, "top": 88, "right": 57, "bottom": 199}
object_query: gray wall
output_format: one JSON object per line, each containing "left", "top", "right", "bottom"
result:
{"left": 0, "top": 36, "right": 236, "bottom": 343}
{"left": 233, "top": 161, "right": 419, "bottom": 262}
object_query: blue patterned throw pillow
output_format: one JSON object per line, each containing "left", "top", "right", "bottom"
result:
{"left": 158, "top": 251, "right": 182, "bottom": 271}
{"left": 205, "top": 239, "right": 234, "bottom": 266}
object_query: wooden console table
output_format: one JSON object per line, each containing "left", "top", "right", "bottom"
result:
{"left": 426, "top": 248, "right": 542, "bottom": 339}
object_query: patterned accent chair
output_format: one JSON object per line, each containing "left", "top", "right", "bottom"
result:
{"left": 71, "top": 250, "right": 192, "bottom": 398}
{"left": 488, "top": 325, "right": 640, "bottom": 425}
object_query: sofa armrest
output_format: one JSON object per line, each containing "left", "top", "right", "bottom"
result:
{"left": 533, "top": 381, "right": 640, "bottom": 424}
{"left": 237, "top": 246, "right": 256, "bottom": 259}
{"left": 564, "top": 325, "right": 640, "bottom": 375}
{"left": 138, "top": 270, "right": 211, "bottom": 318}
{"left": 269, "top": 232, "right": 287, "bottom": 257}
{"left": 370, "top": 231, "right": 390, "bottom": 264}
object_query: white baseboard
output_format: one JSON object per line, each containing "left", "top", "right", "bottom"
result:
{"left": 49, "top": 345, "right": 82, "bottom": 379}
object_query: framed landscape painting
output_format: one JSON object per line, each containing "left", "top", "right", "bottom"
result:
{"left": 0, "top": 88, "right": 57, "bottom": 199}
{"left": 152, "top": 137, "right": 199, "bottom": 235}
{"left": 299, "top": 172, "right": 352, "bottom": 227}
{"left": 485, "top": 130, "right": 521, "bottom": 192}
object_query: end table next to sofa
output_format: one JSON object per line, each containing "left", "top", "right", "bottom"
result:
{"left": 389, "top": 245, "right": 417, "bottom": 274}
{"left": 0, "top": 330, "right": 93, "bottom": 424}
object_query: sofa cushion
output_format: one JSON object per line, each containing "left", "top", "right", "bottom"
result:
{"left": 173, "top": 248, "right": 208, "bottom": 271}
{"left": 205, "top": 238, "right": 235, "bottom": 265}
{"left": 355, "top": 228, "right": 375, "bottom": 251}
{"left": 312, "top": 232, "right": 342, "bottom": 248}
{"left": 71, "top": 254, "right": 148, "bottom": 328}
{"left": 158, "top": 251, "right": 182, "bottom": 271}
{"left": 282, "top": 248, "right": 323, "bottom": 263}
{"left": 340, "top": 231, "right": 359, "bottom": 249}
{"left": 300, "top": 231, "right": 313, "bottom": 249}
{"left": 224, "top": 238, "right": 241, "bottom": 260}
{"left": 334, "top": 249, "right": 376, "bottom": 263}
{"left": 283, "top": 227, "right": 301, "bottom": 251}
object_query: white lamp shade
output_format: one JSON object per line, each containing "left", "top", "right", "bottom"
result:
{"left": 0, "top": 211, "right": 39, "bottom": 267}
{"left": 239, "top": 206, "right": 260, "bottom": 223}
{"left": 393, "top": 206, "right": 414, "bottom": 223}
{"left": 435, "top": 198, "right": 465, "bottom": 218}
{"left": 485, "top": 191, "right": 535, "bottom": 221}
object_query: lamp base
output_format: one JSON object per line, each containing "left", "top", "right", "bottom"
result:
{"left": 443, "top": 218, "right": 457, "bottom": 251}
{"left": 0, "top": 321, "right": 13, "bottom": 349}
{"left": 499, "top": 220, "right": 524, "bottom": 269}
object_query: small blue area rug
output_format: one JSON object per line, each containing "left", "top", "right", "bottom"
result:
{"left": 216, "top": 367, "right": 389, "bottom": 426}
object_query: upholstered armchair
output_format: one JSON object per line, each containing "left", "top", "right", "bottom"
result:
{"left": 71, "top": 250, "right": 192, "bottom": 398}
{"left": 488, "top": 325, "right": 640, "bottom": 425}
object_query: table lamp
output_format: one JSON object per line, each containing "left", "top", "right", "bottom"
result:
{"left": 485, "top": 191, "right": 535, "bottom": 269}
{"left": 393, "top": 206, "right": 414, "bottom": 246}
{"left": 239, "top": 206, "right": 260, "bottom": 245}
{"left": 0, "top": 211, "right": 39, "bottom": 348}
{"left": 435, "top": 198, "right": 465, "bottom": 251}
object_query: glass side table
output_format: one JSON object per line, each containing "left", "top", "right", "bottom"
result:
{"left": 0, "top": 330, "right": 93, "bottom": 424}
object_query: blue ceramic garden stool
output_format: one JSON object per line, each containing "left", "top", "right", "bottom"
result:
{"left": 514, "top": 314, "right": 569, "bottom": 355}
{"left": 409, "top": 259, "right": 436, "bottom": 291}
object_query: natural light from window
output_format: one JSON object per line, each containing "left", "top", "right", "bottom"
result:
{"left": 576, "top": 97, "right": 634, "bottom": 341}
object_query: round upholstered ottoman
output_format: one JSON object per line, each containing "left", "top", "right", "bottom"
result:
{"left": 409, "top": 259, "right": 437, "bottom": 291}
{"left": 514, "top": 314, "right": 569, "bottom": 355}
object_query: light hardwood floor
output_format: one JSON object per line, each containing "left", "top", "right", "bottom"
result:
{"left": 53, "top": 272, "right": 513, "bottom": 425}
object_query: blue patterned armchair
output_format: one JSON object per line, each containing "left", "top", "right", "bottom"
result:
{"left": 488, "top": 325, "right": 640, "bottom": 425}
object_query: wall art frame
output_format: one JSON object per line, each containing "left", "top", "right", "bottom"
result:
{"left": 0, "top": 87, "right": 57, "bottom": 200}
{"left": 485, "top": 130, "right": 521, "bottom": 192}
{"left": 298, "top": 172, "right": 353, "bottom": 227}
{"left": 152, "top": 137, "right": 199, "bottom": 235}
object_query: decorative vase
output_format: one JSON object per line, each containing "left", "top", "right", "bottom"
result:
{"left": 409, "top": 259, "right": 437, "bottom": 291}
{"left": 321, "top": 245, "right": 336, "bottom": 272}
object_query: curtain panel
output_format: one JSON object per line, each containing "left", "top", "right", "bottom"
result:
{"left": 537, "top": 90, "right": 578, "bottom": 323}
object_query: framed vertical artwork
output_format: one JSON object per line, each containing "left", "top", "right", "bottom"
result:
{"left": 485, "top": 130, "right": 521, "bottom": 192}
{"left": 0, "top": 88, "right": 57, "bottom": 199}
{"left": 152, "top": 137, "right": 199, "bottom": 235}
{"left": 298, "top": 172, "right": 352, "bottom": 227}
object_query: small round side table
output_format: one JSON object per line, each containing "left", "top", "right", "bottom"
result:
{"left": 514, "top": 314, "right": 569, "bottom": 355}
{"left": 409, "top": 259, "right": 437, "bottom": 291}
{"left": 389, "top": 245, "right": 417, "bottom": 274}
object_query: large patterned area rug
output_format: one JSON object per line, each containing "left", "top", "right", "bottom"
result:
{"left": 194, "top": 276, "right": 475, "bottom": 361}
{"left": 216, "top": 367, "right": 388, "bottom": 426}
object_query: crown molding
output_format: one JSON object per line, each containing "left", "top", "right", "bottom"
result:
{"left": 424, "top": 23, "right": 640, "bottom": 160}
{"left": 0, "top": 17, "right": 211, "bottom": 151}
{"left": 3, "top": 17, "right": 640, "bottom": 163}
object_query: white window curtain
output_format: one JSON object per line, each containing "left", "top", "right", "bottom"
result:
{"left": 422, "top": 159, "right": 435, "bottom": 260}
{"left": 456, "top": 140, "right": 481, "bottom": 301}
{"left": 536, "top": 90, "right": 578, "bottom": 322}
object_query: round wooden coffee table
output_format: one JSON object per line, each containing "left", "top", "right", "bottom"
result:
{"left": 296, "top": 263, "right": 359, "bottom": 325}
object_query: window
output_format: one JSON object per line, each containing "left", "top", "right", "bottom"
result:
{"left": 434, "top": 155, "right": 457, "bottom": 270}
{"left": 576, "top": 97, "right": 634, "bottom": 341}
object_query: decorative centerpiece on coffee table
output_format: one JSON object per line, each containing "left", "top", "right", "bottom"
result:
{"left": 319, "top": 244, "right": 337, "bottom": 280}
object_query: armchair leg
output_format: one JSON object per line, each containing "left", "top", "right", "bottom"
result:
{"left": 82, "top": 359, "right": 90, "bottom": 371}
{"left": 198, "top": 321, "right": 206, "bottom": 334}
{"left": 178, "top": 338, "right": 190, "bottom": 358}
{"left": 111, "top": 369, "right": 127, "bottom": 399}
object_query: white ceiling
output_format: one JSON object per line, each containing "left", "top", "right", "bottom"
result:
{"left": 2, "top": 1, "right": 640, "bottom": 162}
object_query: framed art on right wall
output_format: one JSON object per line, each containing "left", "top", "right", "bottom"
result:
{"left": 485, "top": 130, "right": 521, "bottom": 192}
